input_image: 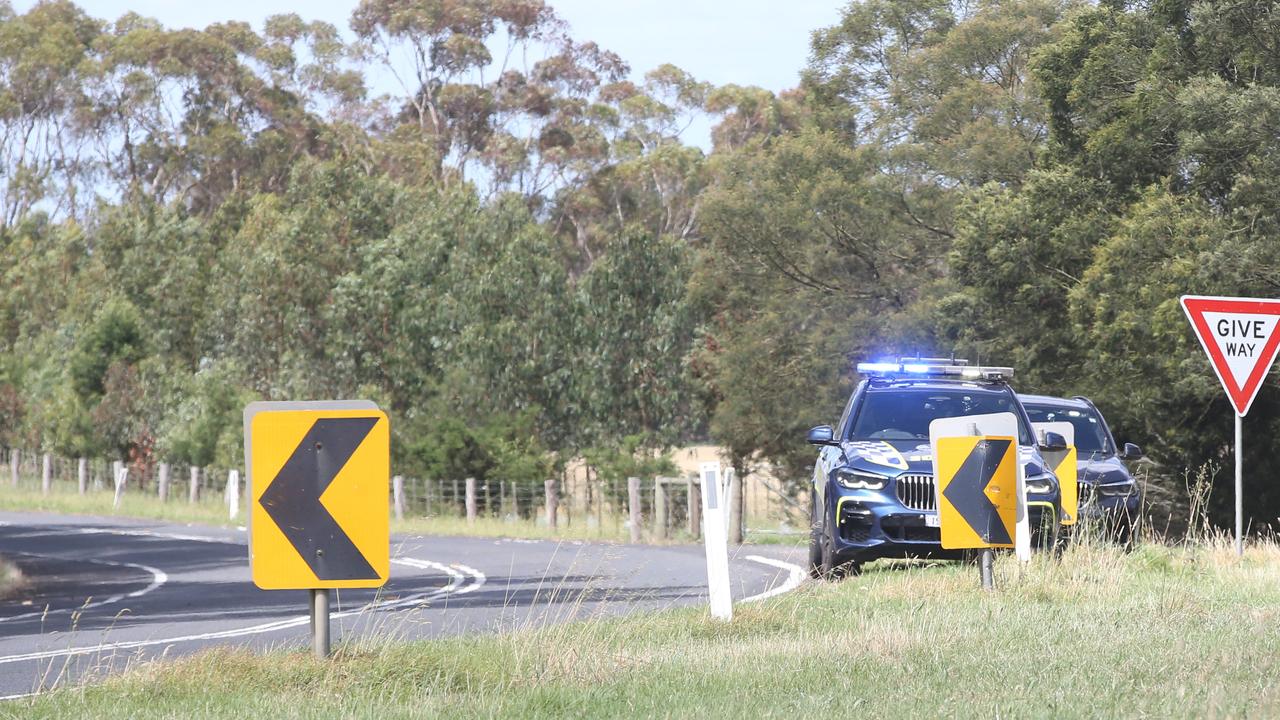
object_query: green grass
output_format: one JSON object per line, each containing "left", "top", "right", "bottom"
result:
{"left": 0, "top": 485, "right": 234, "bottom": 527}
{"left": 9, "top": 537, "right": 1280, "bottom": 718}
{"left": 0, "top": 481, "right": 801, "bottom": 546}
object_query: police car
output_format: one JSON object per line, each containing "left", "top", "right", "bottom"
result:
{"left": 806, "top": 359, "right": 1063, "bottom": 578}
{"left": 1018, "top": 394, "right": 1143, "bottom": 540}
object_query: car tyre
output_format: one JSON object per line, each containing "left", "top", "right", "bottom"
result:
{"left": 819, "top": 524, "right": 859, "bottom": 580}
{"left": 807, "top": 492, "right": 824, "bottom": 579}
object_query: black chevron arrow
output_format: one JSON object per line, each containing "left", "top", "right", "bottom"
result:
{"left": 260, "top": 417, "right": 380, "bottom": 580}
{"left": 942, "top": 438, "right": 1013, "bottom": 545}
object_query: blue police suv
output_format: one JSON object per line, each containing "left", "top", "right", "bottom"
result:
{"left": 806, "top": 359, "right": 1063, "bottom": 578}
{"left": 1017, "top": 394, "right": 1143, "bottom": 540}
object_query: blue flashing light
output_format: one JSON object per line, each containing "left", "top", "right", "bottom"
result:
{"left": 856, "top": 358, "right": 1015, "bottom": 380}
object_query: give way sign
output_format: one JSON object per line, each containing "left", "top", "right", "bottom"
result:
{"left": 1181, "top": 295, "right": 1280, "bottom": 416}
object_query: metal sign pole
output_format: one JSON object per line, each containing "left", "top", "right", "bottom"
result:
{"left": 1236, "top": 413, "right": 1243, "bottom": 557}
{"left": 311, "top": 589, "right": 330, "bottom": 658}
{"left": 968, "top": 423, "right": 995, "bottom": 591}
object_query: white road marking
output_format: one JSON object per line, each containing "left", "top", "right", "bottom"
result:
{"left": 0, "top": 558, "right": 484, "bottom": 669}
{"left": 74, "top": 527, "right": 242, "bottom": 545}
{"left": 394, "top": 558, "right": 487, "bottom": 595}
{"left": 740, "top": 555, "right": 806, "bottom": 603}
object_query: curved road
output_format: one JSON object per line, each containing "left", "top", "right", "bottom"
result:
{"left": 0, "top": 511, "right": 806, "bottom": 699}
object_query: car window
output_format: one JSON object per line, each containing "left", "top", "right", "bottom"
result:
{"left": 1023, "top": 404, "right": 1111, "bottom": 455}
{"left": 848, "top": 388, "right": 1033, "bottom": 445}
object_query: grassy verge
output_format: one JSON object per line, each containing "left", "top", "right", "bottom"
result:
{"left": 0, "top": 486, "right": 232, "bottom": 527}
{"left": 11, "top": 537, "right": 1280, "bottom": 718}
{"left": 0, "top": 484, "right": 801, "bottom": 546}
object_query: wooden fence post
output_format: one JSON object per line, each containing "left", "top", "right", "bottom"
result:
{"left": 628, "top": 476, "right": 642, "bottom": 544}
{"left": 78, "top": 457, "right": 87, "bottom": 495}
{"left": 545, "top": 478, "right": 558, "bottom": 528}
{"left": 596, "top": 476, "right": 604, "bottom": 530}
{"left": 41, "top": 453, "right": 51, "bottom": 495}
{"left": 158, "top": 463, "right": 170, "bottom": 503}
{"left": 687, "top": 474, "right": 701, "bottom": 538}
{"left": 189, "top": 466, "right": 200, "bottom": 504}
{"left": 728, "top": 467, "right": 744, "bottom": 544}
{"left": 465, "top": 477, "right": 477, "bottom": 524}
{"left": 10, "top": 449, "right": 18, "bottom": 487}
{"left": 654, "top": 477, "right": 670, "bottom": 539}
{"left": 392, "top": 475, "right": 405, "bottom": 522}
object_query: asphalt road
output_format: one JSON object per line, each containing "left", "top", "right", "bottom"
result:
{"left": 0, "top": 511, "right": 806, "bottom": 699}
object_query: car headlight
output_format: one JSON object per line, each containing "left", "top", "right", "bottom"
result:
{"left": 835, "top": 468, "right": 887, "bottom": 490}
{"left": 1099, "top": 480, "right": 1136, "bottom": 497}
{"left": 1025, "top": 474, "right": 1057, "bottom": 495}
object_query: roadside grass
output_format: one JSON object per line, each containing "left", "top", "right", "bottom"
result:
{"left": 0, "top": 483, "right": 801, "bottom": 547}
{"left": 0, "top": 486, "right": 233, "bottom": 527}
{"left": 11, "top": 534, "right": 1280, "bottom": 719}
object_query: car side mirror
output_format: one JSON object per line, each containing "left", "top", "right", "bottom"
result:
{"left": 1039, "top": 431, "right": 1068, "bottom": 452}
{"left": 807, "top": 425, "right": 838, "bottom": 446}
{"left": 1120, "top": 442, "right": 1143, "bottom": 460}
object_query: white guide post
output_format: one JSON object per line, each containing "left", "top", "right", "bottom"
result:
{"left": 699, "top": 461, "right": 732, "bottom": 621}
{"left": 392, "top": 475, "right": 405, "bottom": 522}
{"left": 112, "top": 464, "right": 128, "bottom": 509}
{"left": 227, "top": 469, "right": 241, "bottom": 520}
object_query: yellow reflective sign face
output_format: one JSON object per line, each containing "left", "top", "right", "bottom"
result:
{"left": 936, "top": 435, "right": 1017, "bottom": 549}
{"left": 1046, "top": 446, "right": 1079, "bottom": 526}
{"left": 249, "top": 408, "right": 390, "bottom": 590}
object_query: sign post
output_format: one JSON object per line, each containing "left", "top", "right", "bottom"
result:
{"left": 1181, "top": 295, "right": 1280, "bottom": 557}
{"left": 244, "top": 400, "right": 391, "bottom": 658}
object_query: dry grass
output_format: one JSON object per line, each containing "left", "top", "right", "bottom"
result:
{"left": 10, "top": 535, "right": 1280, "bottom": 719}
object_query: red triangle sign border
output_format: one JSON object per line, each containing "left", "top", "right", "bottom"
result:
{"left": 1181, "top": 295, "right": 1280, "bottom": 417}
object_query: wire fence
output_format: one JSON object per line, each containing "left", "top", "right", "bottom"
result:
{"left": 0, "top": 446, "right": 807, "bottom": 537}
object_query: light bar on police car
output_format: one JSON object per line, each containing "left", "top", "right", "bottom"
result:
{"left": 854, "top": 361, "right": 1014, "bottom": 380}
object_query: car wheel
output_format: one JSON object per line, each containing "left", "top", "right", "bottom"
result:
{"left": 819, "top": 525, "right": 858, "bottom": 580}
{"left": 1048, "top": 501, "right": 1063, "bottom": 557}
{"left": 808, "top": 493, "right": 824, "bottom": 579}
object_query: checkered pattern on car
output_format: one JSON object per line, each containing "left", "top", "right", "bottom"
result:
{"left": 847, "top": 441, "right": 908, "bottom": 470}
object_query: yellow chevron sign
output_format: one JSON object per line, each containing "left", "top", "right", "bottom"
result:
{"left": 936, "top": 435, "right": 1017, "bottom": 549}
{"left": 1042, "top": 446, "right": 1079, "bottom": 526}
{"left": 247, "top": 405, "right": 390, "bottom": 590}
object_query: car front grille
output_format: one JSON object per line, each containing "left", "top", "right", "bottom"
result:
{"left": 895, "top": 474, "right": 936, "bottom": 511}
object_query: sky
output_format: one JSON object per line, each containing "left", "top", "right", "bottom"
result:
{"left": 16, "top": 1, "right": 845, "bottom": 147}
{"left": 24, "top": 1, "right": 842, "bottom": 92}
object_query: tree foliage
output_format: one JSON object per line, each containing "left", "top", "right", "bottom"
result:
{"left": 4, "top": 0, "right": 1280, "bottom": 531}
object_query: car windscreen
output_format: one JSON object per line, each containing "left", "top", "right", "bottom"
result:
{"left": 848, "top": 387, "right": 1033, "bottom": 445}
{"left": 1022, "top": 403, "right": 1111, "bottom": 455}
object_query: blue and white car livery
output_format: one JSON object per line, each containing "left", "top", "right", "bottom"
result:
{"left": 807, "top": 359, "right": 1062, "bottom": 577}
